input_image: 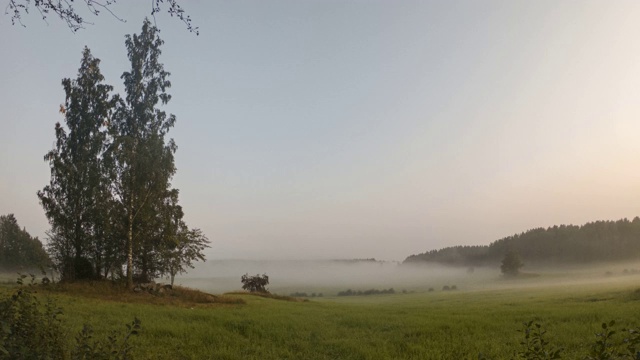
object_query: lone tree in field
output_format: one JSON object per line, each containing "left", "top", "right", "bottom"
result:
{"left": 241, "top": 273, "right": 269, "bottom": 293}
{"left": 501, "top": 248, "right": 524, "bottom": 277}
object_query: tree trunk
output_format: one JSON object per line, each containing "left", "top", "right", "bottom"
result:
{"left": 126, "top": 201, "right": 134, "bottom": 289}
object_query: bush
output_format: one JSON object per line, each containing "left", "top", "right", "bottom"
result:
{"left": 241, "top": 273, "right": 269, "bottom": 293}
{"left": 0, "top": 284, "right": 65, "bottom": 359}
{"left": 0, "top": 275, "right": 140, "bottom": 360}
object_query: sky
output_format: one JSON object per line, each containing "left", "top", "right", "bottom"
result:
{"left": 2, "top": 1, "right": 640, "bottom": 261}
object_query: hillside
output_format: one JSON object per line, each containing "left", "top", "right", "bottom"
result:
{"left": 404, "top": 217, "right": 640, "bottom": 267}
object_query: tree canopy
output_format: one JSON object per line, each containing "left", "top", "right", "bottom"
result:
{"left": 0, "top": 214, "right": 50, "bottom": 271}
{"left": 500, "top": 249, "right": 523, "bottom": 277}
{"left": 6, "top": 0, "right": 198, "bottom": 34}
{"left": 404, "top": 217, "right": 640, "bottom": 268}
{"left": 39, "top": 19, "right": 208, "bottom": 286}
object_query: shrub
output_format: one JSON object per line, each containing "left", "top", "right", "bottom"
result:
{"left": 0, "top": 275, "right": 140, "bottom": 360}
{"left": 0, "top": 282, "right": 66, "bottom": 359}
{"left": 71, "top": 318, "right": 140, "bottom": 360}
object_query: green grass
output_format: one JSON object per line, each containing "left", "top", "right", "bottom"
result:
{"left": 3, "top": 275, "right": 640, "bottom": 359}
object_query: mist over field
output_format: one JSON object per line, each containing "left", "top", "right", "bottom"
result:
{"left": 173, "top": 258, "right": 640, "bottom": 295}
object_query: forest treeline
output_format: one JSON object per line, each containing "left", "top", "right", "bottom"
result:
{"left": 404, "top": 217, "right": 640, "bottom": 267}
{"left": 0, "top": 214, "right": 49, "bottom": 271}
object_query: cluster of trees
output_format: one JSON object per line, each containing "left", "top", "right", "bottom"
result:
{"left": 0, "top": 214, "right": 50, "bottom": 271}
{"left": 337, "top": 288, "right": 395, "bottom": 296}
{"left": 404, "top": 217, "right": 640, "bottom": 267}
{"left": 289, "top": 292, "right": 324, "bottom": 298}
{"left": 38, "top": 19, "right": 208, "bottom": 288}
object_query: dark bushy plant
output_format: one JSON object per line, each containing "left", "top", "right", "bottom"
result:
{"left": 241, "top": 273, "right": 269, "bottom": 293}
{"left": 0, "top": 275, "right": 140, "bottom": 360}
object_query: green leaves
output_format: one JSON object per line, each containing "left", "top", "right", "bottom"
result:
{"left": 513, "top": 321, "right": 563, "bottom": 360}
{"left": 40, "top": 20, "right": 208, "bottom": 287}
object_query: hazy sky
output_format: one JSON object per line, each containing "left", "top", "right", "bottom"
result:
{"left": 2, "top": 1, "right": 640, "bottom": 261}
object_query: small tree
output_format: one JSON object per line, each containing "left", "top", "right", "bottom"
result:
{"left": 501, "top": 248, "right": 524, "bottom": 277}
{"left": 164, "top": 227, "right": 209, "bottom": 286}
{"left": 241, "top": 273, "right": 269, "bottom": 293}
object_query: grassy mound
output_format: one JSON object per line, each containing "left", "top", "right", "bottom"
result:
{"left": 39, "top": 281, "right": 245, "bottom": 306}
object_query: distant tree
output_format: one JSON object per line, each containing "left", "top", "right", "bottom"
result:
{"left": 0, "top": 214, "right": 50, "bottom": 270}
{"left": 241, "top": 273, "right": 269, "bottom": 293}
{"left": 6, "top": 0, "right": 198, "bottom": 34}
{"left": 38, "top": 47, "right": 115, "bottom": 281}
{"left": 501, "top": 248, "right": 523, "bottom": 277}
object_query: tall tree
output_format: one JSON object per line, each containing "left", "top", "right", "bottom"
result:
{"left": 110, "top": 18, "right": 179, "bottom": 288}
{"left": 38, "top": 47, "right": 115, "bottom": 281}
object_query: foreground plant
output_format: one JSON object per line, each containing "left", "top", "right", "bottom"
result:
{"left": 479, "top": 320, "right": 640, "bottom": 360}
{"left": 513, "top": 321, "right": 563, "bottom": 360}
{"left": 0, "top": 276, "right": 140, "bottom": 360}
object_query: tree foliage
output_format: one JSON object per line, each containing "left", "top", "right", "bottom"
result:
{"left": 241, "top": 273, "right": 269, "bottom": 293}
{"left": 164, "top": 227, "right": 209, "bottom": 286}
{"left": 39, "top": 19, "right": 208, "bottom": 286}
{"left": 109, "top": 18, "right": 185, "bottom": 287}
{"left": 6, "top": 0, "right": 198, "bottom": 34}
{"left": 38, "top": 47, "right": 115, "bottom": 281}
{"left": 0, "top": 214, "right": 50, "bottom": 271}
{"left": 501, "top": 248, "right": 523, "bottom": 277}
{"left": 404, "top": 217, "right": 640, "bottom": 268}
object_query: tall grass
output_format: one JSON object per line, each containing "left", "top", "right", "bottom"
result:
{"left": 11, "top": 277, "right": 637, "bottom": 359}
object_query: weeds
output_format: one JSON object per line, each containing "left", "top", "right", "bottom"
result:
{"left": 513, "top": 321, "right": 563, "bottom": 360}
{"left": 483, "top": 320, "right": 640, "bottom": 360}
{"left": 0, "top": 275, "right": 140, "bottom": 360}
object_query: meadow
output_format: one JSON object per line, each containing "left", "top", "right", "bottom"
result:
{"left": 2, "top": 265, "right": 640, "bottom": 359}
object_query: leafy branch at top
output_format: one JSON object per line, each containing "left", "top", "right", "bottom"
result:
{"left": 5, "top": 0, "right": 198, "bottom": 34}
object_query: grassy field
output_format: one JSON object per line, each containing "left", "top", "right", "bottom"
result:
{"left": 3, "top": 270, "right": 640, "bottom": 360}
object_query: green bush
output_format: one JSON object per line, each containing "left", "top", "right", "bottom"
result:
{"left": 0, "top": 275, "right": 140, "bottom": 360}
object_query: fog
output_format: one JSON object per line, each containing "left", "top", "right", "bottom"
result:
{"left": 173, "top": 259, "right": 640, "bottom": 296}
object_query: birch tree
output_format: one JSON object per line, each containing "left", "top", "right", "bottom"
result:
{"left": 111, "top": 18, "right": 178, "bottom": 288}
